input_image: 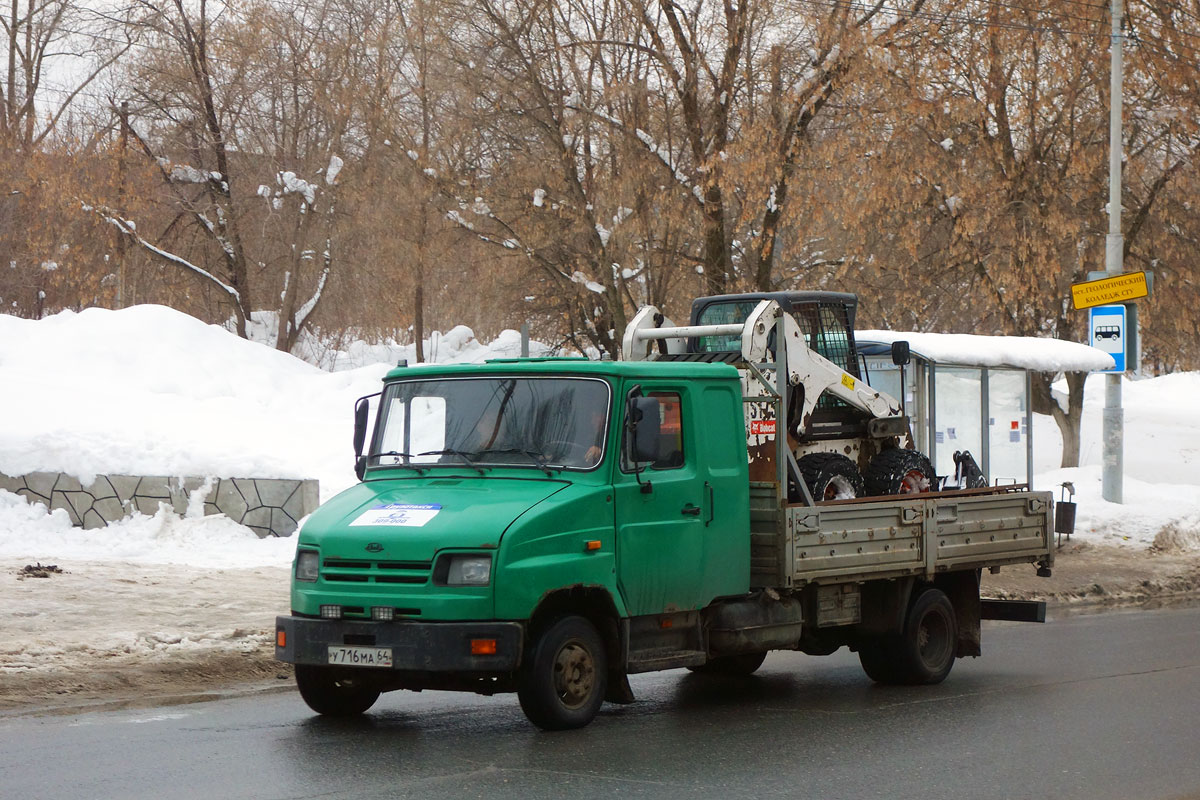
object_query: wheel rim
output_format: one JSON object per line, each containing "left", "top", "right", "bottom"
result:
{"left": 552, "top": 639, "right": 596, "bottom": 710}
{"left": 898, "top": 469, "right": 931, "bottom": 494}
{"left": 824, "top": 475, "right": 857, "bottom": 501}
{"left": 917, "top": 608, "right": 953, "bottom": 670}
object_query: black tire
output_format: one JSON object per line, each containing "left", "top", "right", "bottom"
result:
{"left": 864, "top": 448, "right": 937, "bottom": 496}
{"left": 798, "top": 452, "right": 865, "bottom": 502}
{"left": 857, "top": 643, "right": 899, "bottom": 684}
{"left": 518, "top": 615, "right": 608, "bottom": 731}
{"left": 687, "top": 651, "right": 768, "bottom": 676}
{"left": 860, "top": 588, "right": 957, "bottom": 685}
{"left": 294, "top": 665, "right": 381, "bottom": 716}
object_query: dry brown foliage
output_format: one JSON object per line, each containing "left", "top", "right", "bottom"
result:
{"left": 0, "top": 0, "right": 1196, "bottom": 383}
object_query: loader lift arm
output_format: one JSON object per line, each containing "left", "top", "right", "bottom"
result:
{"left": 622, "top": 300, "right": 903, "bottom": 437}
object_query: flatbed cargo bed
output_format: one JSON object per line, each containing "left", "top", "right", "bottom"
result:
{"left": 750, "top": 483, "right": 1054, "bottom": 589}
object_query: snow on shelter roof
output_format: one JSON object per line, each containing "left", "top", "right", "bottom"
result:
{"left": 856, "top": 330, "right": 1116, "bottom": 373}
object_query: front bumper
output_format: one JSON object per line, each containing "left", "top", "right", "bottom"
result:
{"left": 274, "top": 616, "right": 524, "bottom": 672}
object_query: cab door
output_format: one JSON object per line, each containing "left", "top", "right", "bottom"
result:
{"left": 614, "top": 385, "right": 707, "bottom": 615}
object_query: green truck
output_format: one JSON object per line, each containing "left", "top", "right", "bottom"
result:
{"left": 275, "top": 298, "right": 1054, "bottom": 730}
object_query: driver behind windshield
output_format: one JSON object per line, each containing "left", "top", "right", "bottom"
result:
{"left": 385, "top": 378, "right": 609, "bottom": 470}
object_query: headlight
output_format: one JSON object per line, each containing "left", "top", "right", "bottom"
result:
{"left": 296, "top": 549, "right": 319, "bottom": 582}
{"left": 436, "top": 554, "right": 492, "bottom": 586}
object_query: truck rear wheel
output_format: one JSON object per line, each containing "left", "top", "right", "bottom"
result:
{"left": 518, "top": 615, "right": 608, "bottom": 730}
{"left": 864, "top": 448, "right": 937, "bottom": 496}
{"left": 798, "top": 453, "right": 864, "bottom": 501}
{"left": 294, "top": 665, "right": 381, "bottom": 716}
{"left": 857, "top": 643, "right": 899, "bottom": 683}
{"left": 859, "top": 587, "right": 957, "bottom": 685}
{"left": 687, "top": 651, "right": 768, "bottom": 676}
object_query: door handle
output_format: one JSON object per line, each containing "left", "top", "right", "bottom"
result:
{"left": 681, "top": 504, "right": 701, "bottom": 516}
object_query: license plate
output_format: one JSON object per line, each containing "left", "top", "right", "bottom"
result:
{"left": 327, "top": 646, "right": 393, "bottom": 667}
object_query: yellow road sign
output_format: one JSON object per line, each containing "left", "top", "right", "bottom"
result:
{"left": 1071, "top": 271, "right": 1148, "bottom": 310}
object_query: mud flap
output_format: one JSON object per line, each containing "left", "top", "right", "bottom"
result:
{"left": 935, "top": 571, "right": 982, "bottom": 658}
{"left": 605, "top": 671, "right": 635, "bottom": 704}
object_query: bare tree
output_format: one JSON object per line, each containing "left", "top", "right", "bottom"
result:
{"left": 99, "top": 0, "right": 357, "bottom": 348}
{"left": 1, "top": 0, "right": 134, "bottom": 150}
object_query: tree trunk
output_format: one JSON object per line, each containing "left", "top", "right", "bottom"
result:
{"left": 276, "top": 268, "right": 298, "bottom": 352}
{"left": 1031, "top": 371, "right": 1087, "bottom": 468}
{"left": 414, "top": 255, "right": 426, "bottom": 363}
{"left": 700, "top": 185, "right": 730, "bottom": 296}
{"left": 755, "top": 181, "right": 785, "bottom": 291}
{"left": 5, "top": 0, "right": 16, "bottom": 145}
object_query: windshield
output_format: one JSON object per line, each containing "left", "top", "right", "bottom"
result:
{"left": 369, "top": 376, "right": 611, "bottom": 471}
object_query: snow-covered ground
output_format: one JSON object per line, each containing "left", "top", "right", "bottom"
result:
{"left": 1, "top": 304, "right": 1196, "bottom": 565}
{"left": 0, "top": 305, "right": 1197, "bottom": 706}
{"left": 1033, "top": 372, "right": 1200, "bottom": 549}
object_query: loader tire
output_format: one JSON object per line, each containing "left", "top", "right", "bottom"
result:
{"left": 798, "top": 452, "right": 864, "bottom": 502}
{"left": 864, "top": 448, "right": 937, "bottom": 496}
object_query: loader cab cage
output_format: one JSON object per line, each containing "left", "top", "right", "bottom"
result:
{"left": 688, "top": 292, "right": 862, "bottom": 381}
{"left": 688, "top": 292, "right": 863, "bottom": 419}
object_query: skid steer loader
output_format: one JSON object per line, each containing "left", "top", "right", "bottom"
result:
{"left": 620, "top": 293, "right": 940, "bottom": 505}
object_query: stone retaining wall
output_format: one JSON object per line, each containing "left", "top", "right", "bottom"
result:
{"left": 0, "top": 472, "right": 318, "bottom": 538}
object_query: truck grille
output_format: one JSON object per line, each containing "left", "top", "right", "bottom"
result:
{"left": 321, "top": 558, "right": 432, "bottom": 585}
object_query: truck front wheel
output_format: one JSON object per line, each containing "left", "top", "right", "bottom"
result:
{"left": 294, "top": 665, "right": 381, "bottom": 716}
{"left": 518, "top": 615, "right": 608, "bottom": 730}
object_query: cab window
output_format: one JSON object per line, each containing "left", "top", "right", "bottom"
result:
{"left": 622, "top": 391, "right": 685, "bottom": 471}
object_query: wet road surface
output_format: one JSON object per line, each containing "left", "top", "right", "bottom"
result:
{"left": 2, "top": 604, "right": 1199, "bottom": 799}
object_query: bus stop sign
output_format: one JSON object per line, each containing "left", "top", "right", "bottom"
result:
{"left": 1089, "top": 304, "right": 1126, "bottom": 372}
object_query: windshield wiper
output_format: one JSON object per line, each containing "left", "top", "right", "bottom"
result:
{"left": 417, "top": 449, "right": 487, "bottom": 474}
{"left": 365, "top": 451, "right": 428, "bottom": 473}
{"left": 475, "top": 447, "right": 560, "bottom": 476}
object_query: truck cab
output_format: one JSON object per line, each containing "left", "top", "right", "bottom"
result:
{"left": 276, "top": 358, "right": 752, "bottom": 727}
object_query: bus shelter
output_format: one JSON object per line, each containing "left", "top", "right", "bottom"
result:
{"left": 855, "top": 331, "right": 1114, "bottom": 487}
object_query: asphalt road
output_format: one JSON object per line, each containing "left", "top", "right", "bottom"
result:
{"left": 2, "top": 604, "right": 1199, "bottom": 800}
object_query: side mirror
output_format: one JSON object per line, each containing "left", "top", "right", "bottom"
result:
{"left": 353, "top": 397, "right": 370, "bottom": 456}
{"left": 628, "top": 396, "right": 662, "bottom": 463}
{"left": 353, "top": 393, "right": 378, "bottom": 482}
{"left": 891, "top": 340, "right": 911, "bottom": 367}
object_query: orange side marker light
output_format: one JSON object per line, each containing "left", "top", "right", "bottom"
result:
{"left": 586, "top": 540, "right": 602, "bottom": 551}
{"left": 276, "top": 630, "right": 286, "bottom": 648}
{"left": 471, "top": 639, "right": 498, "bottom": 655}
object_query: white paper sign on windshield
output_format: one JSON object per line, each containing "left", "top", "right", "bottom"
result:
{"left": 349, "top": 503, "right": 442, "bottom": 527}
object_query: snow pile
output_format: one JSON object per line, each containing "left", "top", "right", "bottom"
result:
{"left": 0, "top": 489, "right": 294, "bottom": 567}
{"left": 1152, "top": 518, "right": 1200, "bottom": 553}
{"left": 1034, "top": 372, "right": 1200, "bottom": 548}
{"left": 241, "top": 312, "right": 552, "bottom": 371}
{"left": 0, "top": 305, "right": 554, "bottom": 568}
{"left": 0, "top": 305, "right": 383, "bottom": 490}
